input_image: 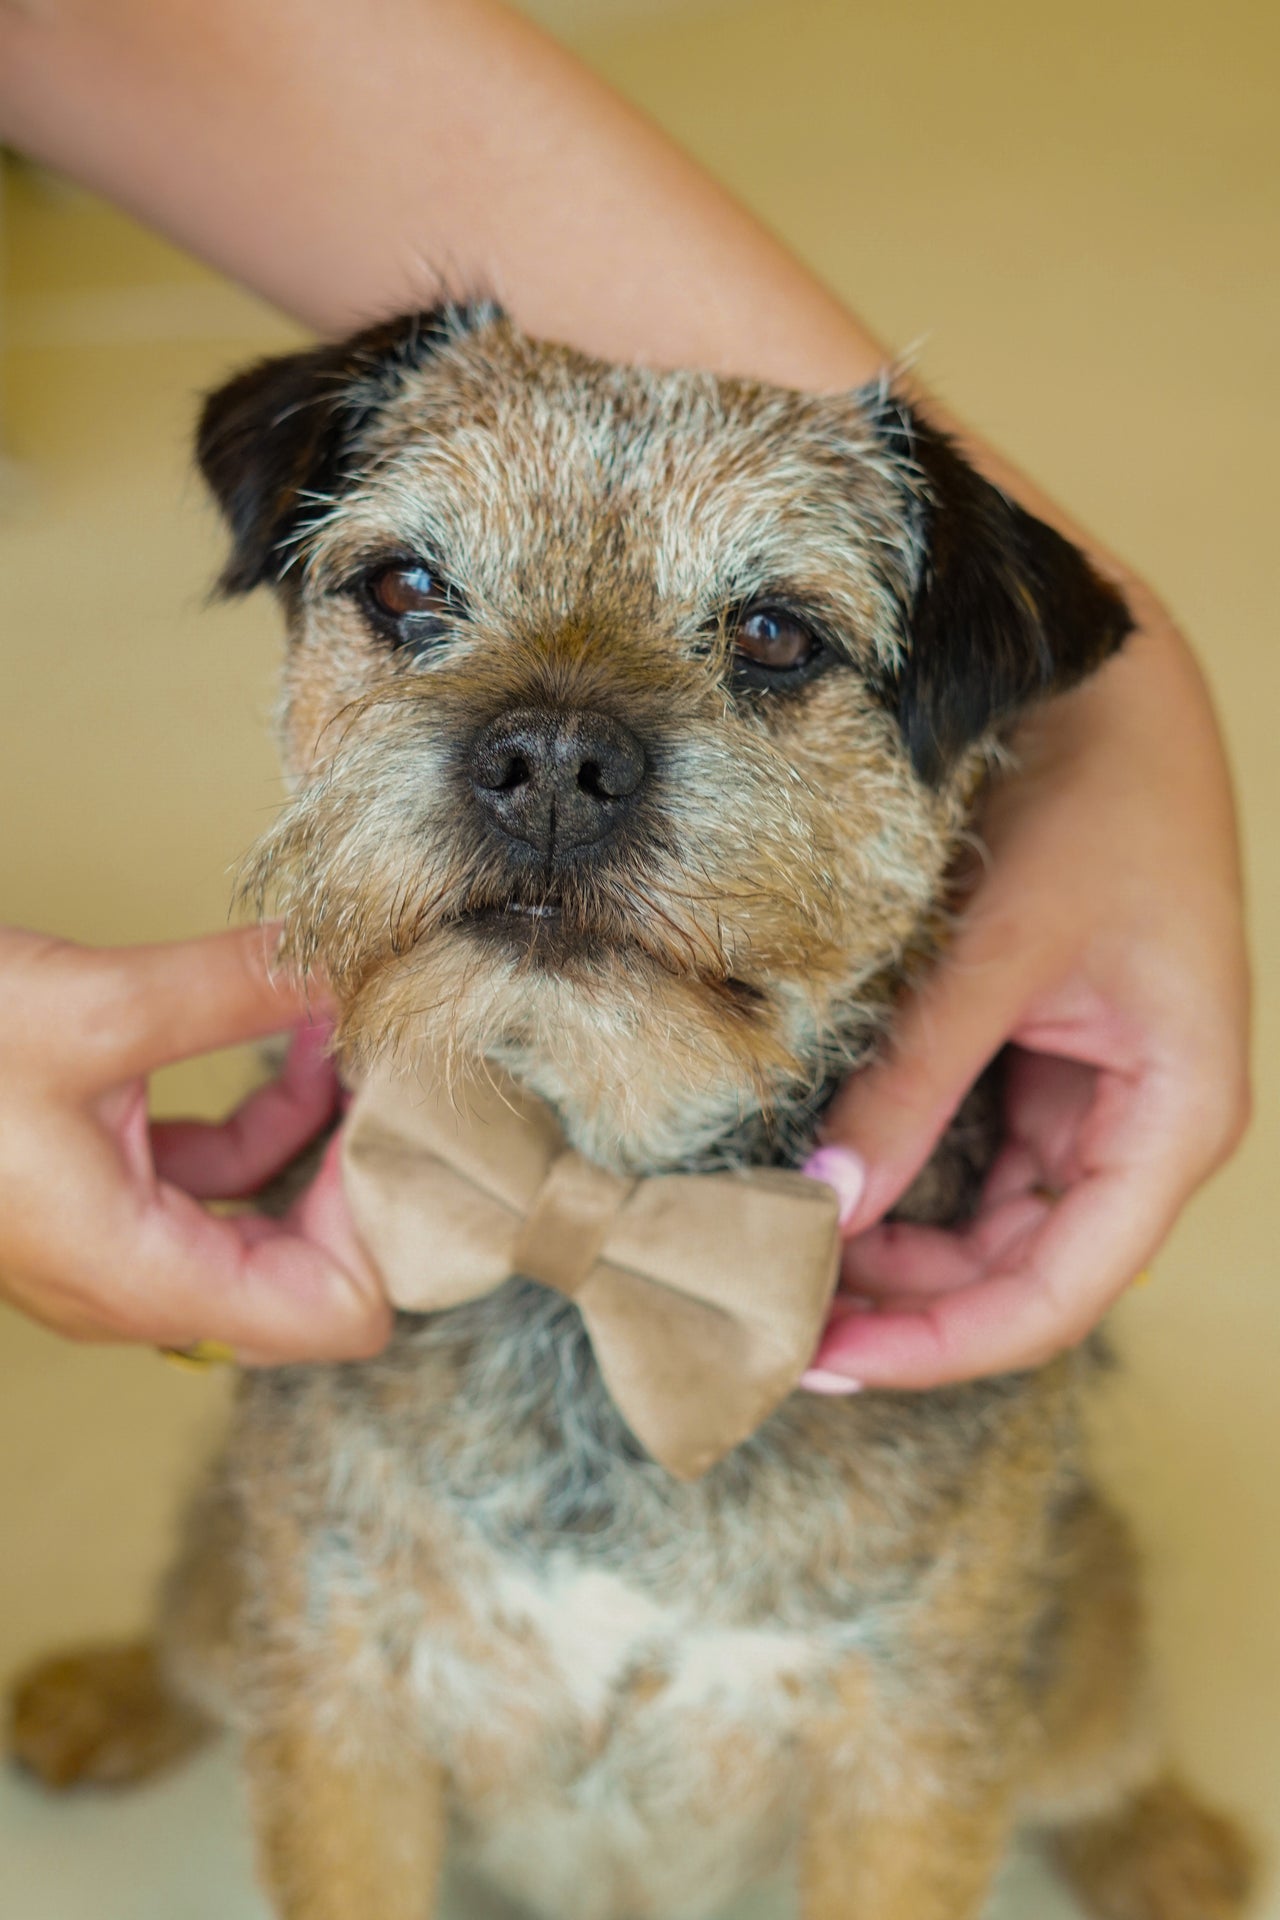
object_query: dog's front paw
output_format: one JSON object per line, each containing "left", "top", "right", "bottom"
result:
{"left": 8, "top": 1640, "right": 210, "bottom": 1790}
{"left": 1051, "top": 1776, "right": 1258, "bottom": 1920}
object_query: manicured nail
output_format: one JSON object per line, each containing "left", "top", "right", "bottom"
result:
{"left": 802, "top": 1146, "right": 866, "bottom": 1228}
{"left": 801, "top": 1368, "right": 864, "bottom": 1395}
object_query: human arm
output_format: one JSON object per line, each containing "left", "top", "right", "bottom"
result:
{"left": 0, "top": 0, "right": 883, "bottom": 385}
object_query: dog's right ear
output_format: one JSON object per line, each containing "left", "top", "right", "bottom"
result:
{"left": 197, "top": 303, "right": 501, "bottom": 595}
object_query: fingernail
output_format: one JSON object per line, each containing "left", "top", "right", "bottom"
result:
{"left": 800, "top": 1368, "right": 864, "bottom": 1395}
{"left": 802, "top": 1146, "right": 866, "bottom": 1228}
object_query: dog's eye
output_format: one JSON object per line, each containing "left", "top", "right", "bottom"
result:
{"left": 733, "top": 607, "right": 818, "bottom": 673}
{"left": 364, "top": 563, "right": 450, "bottom": 624}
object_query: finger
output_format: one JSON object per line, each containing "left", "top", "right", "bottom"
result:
{"left": 998, "top": 1049, "right": 1099, "bottom": 1183}
{"left": 811, "top": 1155, "right": 1182, "bottom": 1388}
{"left": 4, "top": 1208, "right": 387, "bottom": 1364}
{"left": 832, "top": 1052, "right": 1095, "bottom": 1291}
{"left": 2, "top": 1110, "right": 389, "bottom": 1364}
{"left": 838, "top": 1192, "right": 1052, "bottom": 1297}
{"left": 821, "top": 905, "right": 1058, "bottom": 1233}
{"left": 130, "top": 1180, "right": 392, "bottom": 1365}
{"left": 151, "top": 1020, "right": 341, "bottom": 1200}
{"left": 156, "top": 1127, "right": 386, "bottom": 1364}
{"left": 978, "top": 1139, "right": 1043, "bottom": 1209}
{"left": 287, "top": 1130, "right": 374, "bottom": 1274}
{"left": 0, "top": 1265, "right": 131, "bottom": 1347}
{"left": 45, "top": 926, "right": 322, "bottom": 1091}
{"left": 840, "top": 1222, "right": 980, "bottom": 1295}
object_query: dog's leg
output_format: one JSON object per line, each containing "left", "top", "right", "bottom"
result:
{"left": 7, "top": 1474, "right": 240, "bottom": 1790}
{"left": 9, "top": 1640, "right": 213, "bottom": 1789}
{"left": 1048, "top": 1776, "right": 1256, "bottom": 1920}
{"left": 232, "top": 1485, "right": 448, "bottom": 1920}
{"left": 800, "top": 1763, "right": 1011, "bottom": 1920}
{"left": 1022, "top": 1493, "right": 1256, "bottom": 1919}
{"left": 799, "top": 1675, "right": 1012, "bottom": 1920}
{"left": 246, "top": 1713, "right": 447, "bottom": 1920}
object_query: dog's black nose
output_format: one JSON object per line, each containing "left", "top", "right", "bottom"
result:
{"left": 470, "top": 707, "right": 647, "bottom": 858}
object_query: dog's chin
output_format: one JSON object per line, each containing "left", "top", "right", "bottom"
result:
{"left": 327, "top": 916, "right": 824, "bottom": 1172}
{"left": 326, "top": 901, "right": 777, "bottom": 1083}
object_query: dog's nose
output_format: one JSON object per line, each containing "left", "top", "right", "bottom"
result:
{"left": 470, "top": 707, "right": 646, "bottom": 857}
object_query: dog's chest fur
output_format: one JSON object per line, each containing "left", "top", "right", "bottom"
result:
{"left": 410, "top": 1543, "right": 843, "bottom": 1919}
{"left": 225, "top": 1284, "right": 1078, "bottom": 1920}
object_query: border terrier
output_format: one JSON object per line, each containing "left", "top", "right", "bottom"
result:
{"left": 10, "top": 306, "right": 1255, "bottom": 1920}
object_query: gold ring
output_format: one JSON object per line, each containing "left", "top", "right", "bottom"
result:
{"left": 1130, "top": 1268, "right": 1154, "bottom": 1290}
{"left": 157, "top": 1341, "right": 237, "bottom": 1372}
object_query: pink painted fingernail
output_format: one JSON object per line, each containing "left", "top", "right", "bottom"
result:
{"left": 801, "top": 1368, "right": 864, "bottom": 1395}
{"left": 801, "top": 1146, "right": 866, "bottom": 1228}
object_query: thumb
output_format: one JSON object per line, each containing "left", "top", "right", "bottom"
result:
{"left": 821, "top": 911, "right": 1052, "bottom": 1233}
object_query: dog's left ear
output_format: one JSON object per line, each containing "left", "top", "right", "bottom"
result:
{"left": 197, "top": 303, "right": 501, "bottom": 595}
{"left": 866, "top": 394, "right": 1133, "bottom": 784}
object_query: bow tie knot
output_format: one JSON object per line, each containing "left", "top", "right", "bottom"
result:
{"left": 511, "top": 1150, "right": 636, "bottom": 1298}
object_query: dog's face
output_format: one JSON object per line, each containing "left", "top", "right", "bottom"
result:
{"left": 200, "top": 307, "right": 1128, "bottom": 1163}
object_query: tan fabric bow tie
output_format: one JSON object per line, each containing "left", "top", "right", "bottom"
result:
{"left": 341, "top": 1066, "right": 842, "bottom": 1480}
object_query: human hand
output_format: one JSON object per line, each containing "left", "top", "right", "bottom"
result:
{"left": 0, "top": 925, "right": 390, "bottom": 1363}
{"left": 803, "top": 606, "right": 1250, "bottom": 1391}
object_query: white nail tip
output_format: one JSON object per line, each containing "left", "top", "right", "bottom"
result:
{"left": 801, "top": 1147, "right": 866, "bottom": 1227}
{"left": 800, "top": 1368, "right": 864, "bottom": 1395}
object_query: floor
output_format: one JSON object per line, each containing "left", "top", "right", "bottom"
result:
{"left": 0, "top": 0, "right": 1276, "bottom": 1915}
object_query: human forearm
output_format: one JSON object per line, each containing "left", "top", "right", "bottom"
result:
{"left": 0, "top": 0, "right": 1181, "bottom": 570}
{"left": 0, "top": 0, "right": 884, "bottom": 384}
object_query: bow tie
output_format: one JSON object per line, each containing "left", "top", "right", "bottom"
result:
{"left": 341, "top": 1066, "right": 842, "bottom": 1480}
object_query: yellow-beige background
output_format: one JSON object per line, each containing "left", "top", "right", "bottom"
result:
{"left": 0, "top": 1, "right": 1276, "bottom": 1914}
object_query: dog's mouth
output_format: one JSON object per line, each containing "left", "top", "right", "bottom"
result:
{"left": 449, "top": 896, "right": 607, "bottom": 958}
{"left": 464, "top": 900, "right": 560, "bottom": 927}
{"left": 446, "top": 895, "right": 766, "bottom": 1010}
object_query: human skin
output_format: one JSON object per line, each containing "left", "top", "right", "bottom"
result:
{"left": 0, "top": 926, "right": 386, "bottom": 1360}
{"left": 0, "top": 0, "right": 1249, "bottom": 1381}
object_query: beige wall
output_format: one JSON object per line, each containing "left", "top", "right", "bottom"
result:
{"left": 0, "top": 2, "right": 1276, "bottom": 1915}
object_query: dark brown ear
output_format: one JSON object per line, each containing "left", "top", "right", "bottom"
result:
{"left": 196, "top": 302, "right": 500, "bottom": 595}
{"left": 866, "top": 394, "right": 1133, "bottom": 784}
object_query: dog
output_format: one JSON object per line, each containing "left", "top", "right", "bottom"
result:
{"left": 10, "top": 305, "right": 1255, "bottom": 1920}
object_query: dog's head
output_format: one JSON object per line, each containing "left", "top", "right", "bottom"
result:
{"left": 200, "top": 306, "right": 1129, "bottom": 1164}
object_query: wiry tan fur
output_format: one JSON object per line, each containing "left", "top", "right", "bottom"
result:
{"left": 9, "top": 313, "right": 1255, "bottom": 1920}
